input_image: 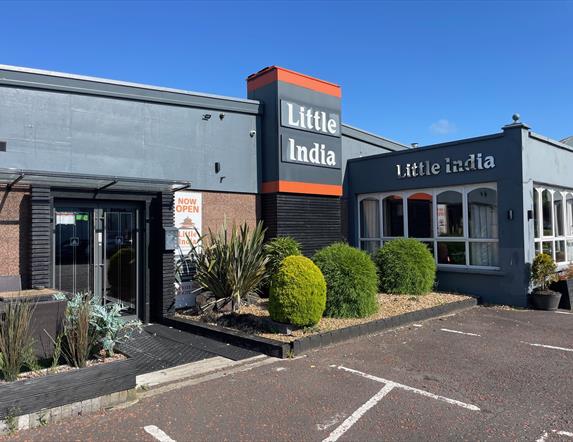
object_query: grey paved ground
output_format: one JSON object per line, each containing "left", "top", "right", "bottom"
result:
{"left": 4, "top": 306, "right": 573, "bottom": 441}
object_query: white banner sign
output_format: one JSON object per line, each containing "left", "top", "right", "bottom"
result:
{"left": 174, "top": 191, "right": 202, "bottom": 254}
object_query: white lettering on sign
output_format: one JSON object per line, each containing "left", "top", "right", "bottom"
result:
{"left": 288, "top": 137, "right": 336, "bottom": 167}
{"left": 396, "top": 153, "right": 495, "bottom": 179}
{"left": 174, "top": 191, "right": 202, "bottom": 253}
{"left": 285, "top": 101, "right": 339, "bottom": 136}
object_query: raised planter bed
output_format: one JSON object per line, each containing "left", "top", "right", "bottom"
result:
{"left": 0, "top": 357, "right": 136, "bottom": 419}
{"left": 550, "top": 279, "right": 573, "bottom": 310}
{"left": 0, "top": 289, "right": 67, "bottom": 360}
{"left": 164, "top": 296, "right": 478, "bottom": 358}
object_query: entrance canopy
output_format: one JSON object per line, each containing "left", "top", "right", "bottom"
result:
{"left": 0, "top": 168, "right": 191, "bottom": 192}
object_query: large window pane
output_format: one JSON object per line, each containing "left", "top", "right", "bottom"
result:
{"left": 437, "top": 241, "right": 466, "bottom": 265}
{"left": 534, "top": 189, "right": 540, "bottom": 238}
{"left": 469, "top": 242, "right": 499, "bottom": 267}
{"left": 542, "top": 190, "right": 553, "bottom": 236}
{"left": 554, "top": 192, "right": 564, "bottom": 237}
{"left": 567, "top": 195, "right": 573, "bottom": 236}
{"left": 408, "top": 193, "right": 433, "bottom": 238}
{"left": 383, "top": 195, "right": 404, "bottom": 237}
{"left": 360, "top": 199, "right": 380, "bottom": 239}
{"left": 468, "top": 188, "right": 498, "bottom": 239}
{"left": 437, "top": 191, "right": 463, "bottom": 237}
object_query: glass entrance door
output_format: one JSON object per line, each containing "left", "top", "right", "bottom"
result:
{"left": 54, "top": 202, "right": 141, "bottom": 318}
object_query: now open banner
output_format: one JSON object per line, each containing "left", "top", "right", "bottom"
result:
{"left": 174, "top": 191, "right": 202, "bottom": 254}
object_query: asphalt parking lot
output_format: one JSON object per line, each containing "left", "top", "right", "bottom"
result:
{"left": 4, "top": 306, "right": 573, "bottom": 441}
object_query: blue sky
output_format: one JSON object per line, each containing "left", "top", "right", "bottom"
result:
{"left": 1, "top": 1, "right": 572, "bottom": 146}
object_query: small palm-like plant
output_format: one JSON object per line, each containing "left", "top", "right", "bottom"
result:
{"left": 187, "top": 221, "right": 268, "bottom": 312}
{"left": 531, "top": 253, "right": 559, "bottom": 292}
{"left": 0, "top": 300, "right": 36, "bottom": 381}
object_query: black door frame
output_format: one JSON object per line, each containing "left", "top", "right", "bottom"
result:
{"left": 50, "top": 190, "right": 155, "bottom": 323}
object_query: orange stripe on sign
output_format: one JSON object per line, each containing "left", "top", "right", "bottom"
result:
{"left": 247, "top": 66, "right": 341, "bottom": 98}
{"left": 262, "top": 180, "right": 342, "bottom": 196}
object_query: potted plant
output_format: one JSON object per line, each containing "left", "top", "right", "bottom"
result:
{"left": 550, "top": 264, "right": 573, "bottom": 310}
{"left": 529, "top": 253, "right": 561, "bottom": 310}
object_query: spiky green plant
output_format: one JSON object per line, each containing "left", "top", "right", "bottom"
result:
{"left": 187, "top": 221, "right": 268, "bottom": 311}
{"left": 0, "top": 300, "right": 36, "bottom": 382}
{"left": 62, "top": 292, "right": 98, "bottom": 368}
{"left": 90, "top": 302, "right": 142, "bottom": 356}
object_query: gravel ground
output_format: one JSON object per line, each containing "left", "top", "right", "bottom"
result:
{"left": 180, "top": 292, "right": 472, "bottom": 342}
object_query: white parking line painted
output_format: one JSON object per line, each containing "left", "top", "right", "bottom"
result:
{"left": 440, "top": 328, "right": 481, "bottom": 337}
{"left": 336, "top": 365, "right": 480, "bottom": 411}
{"left": 536, "top": 429, "right": 573, "bottom": 441}
{"left": 144, "top": 425, "right": 176, "bottom": 442}
{"left": 555, "top": 311, "right": 573, "bottom": 315}
{"left": 412, "top": 324, "right": 423, "bottom": 327}
{"left": 322, "top": 384, "right": 395, "bottom": 442}
{"left": 520, "top": 341, "right": 573, "bottom": 353}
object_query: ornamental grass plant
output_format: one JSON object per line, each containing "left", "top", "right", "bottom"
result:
{"left": 0, "top": 299, "right": 36, "bottom": 381}
{"left": 187, "top": 221, "right": 269, "bottom": 311}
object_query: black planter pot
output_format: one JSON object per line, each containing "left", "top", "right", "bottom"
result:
{"left": 529, "top": 290, "right": 562, "bottom": 311}
{"left": 550, "top": 279, "right": 573, "bottom": 310}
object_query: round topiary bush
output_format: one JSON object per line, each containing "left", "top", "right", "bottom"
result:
{"left": 261, "top": 236, "right": 301, "bottom": 298}
{"left": 312, "top": 243, "right": 379, "bottom": 318}
{"left": 269, "top": 255, "right": 326, "bottom": 327}
{"left": 374, "top": 238, "right": 436, "bottom": 295}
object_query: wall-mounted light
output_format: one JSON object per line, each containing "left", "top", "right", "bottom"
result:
{"left": 219, "top": 113, "right": 225, "bottom": 120}
{"left": 508, "top": 209, "right": 514, "bottom": 220}
{"left": 202, "top": 114, "right": 212, "bottom": 121}
{"left": 215, "top": 162, "right": 221, "bottom": 174}
{"left": 249, "top": 130, "right": 256, "bottom": 137}
{"left": 527, "top": 209, "right": 533, "bottom": 220}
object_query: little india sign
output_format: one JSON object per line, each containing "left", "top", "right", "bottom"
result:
{"left": 396, "top": 153, "right": 495, "bottom": 179}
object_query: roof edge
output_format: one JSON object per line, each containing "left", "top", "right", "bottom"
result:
{"left": 0, "top": 64, "right": 261, "bottom": 114}
{"left": 341, "top": 123, "right": 408, "bottom": 151}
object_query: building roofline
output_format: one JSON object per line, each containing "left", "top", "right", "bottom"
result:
{"left": 341, "top": 123, "right": 408, "bottom": 151}
{"left": 0, "top": 64, "right": 261, "bottom": 114}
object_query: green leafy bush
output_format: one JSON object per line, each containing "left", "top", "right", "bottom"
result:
{"left": 312, "top": 243, "right": 379, "bottom": 318}
{"left": 60, "top": 293, "right": 142, "bottom": 368}
{"left": 531, "top": 253, "right": 558, "bottom": 291}
{"left": 0, "top": 300, "right": 36, "bottom": 381}
{"left": 375, "top": 238, "right": 436, "bottom": 295}
{"left": 260, "top": 236, "right": 301, "bottom": 297}
{"left": 187, "top": 221, "right": 268, "bottom": 311}
{"left": 269, "top": 255, "right": 326, "bottom": 327}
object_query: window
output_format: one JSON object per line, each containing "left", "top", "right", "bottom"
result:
{"left": 383, "top": 195, "right": 403, "bottom": 237}
{"left": 408, "top": 193, "right": 432, "bottom": 238}
{"left": 358, "top": 183, "right": 499, "bottom": 269}
{"left": 437, "top": 191, "right": 463, "bottom": 237}
{"left": 360, "top": 199, "right": 380, "bottom": 254}
{"left": 534, "top": 186, "right": 573, "bottom": 264}
{"left": 542, "top": 189, "right": 553, "bottom": 236}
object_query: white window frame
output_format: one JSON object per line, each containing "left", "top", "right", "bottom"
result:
{"left": 357, "top": 182, "right": 499, "bottom": 270}
{"left": 533, "top": 185, "right": 573, "bottom": 265}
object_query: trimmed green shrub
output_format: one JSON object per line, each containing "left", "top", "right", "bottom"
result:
{"left": 269, "top": 255, "right": 326, "bottom": 327}
{"left": 260, "top": 236, "right": 301, "bottom": 297}
{"left": 531, "top": 253, "right": 558, "bottom": 291}
{"left": 312, "top": 243, "right": 379, "bottom": 318}
{"left": 375, "top": 238, "right": 436, "bottom": 295}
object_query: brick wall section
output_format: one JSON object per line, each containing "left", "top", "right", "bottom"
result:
{"left": 0, "top": 186, "right": 30, "bottom": 284}
{"left": 202, "top": 191, "right": 258, "bottom": 233}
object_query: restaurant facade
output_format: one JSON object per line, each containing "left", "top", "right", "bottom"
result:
{"left": 0, "top": 64, "right": 571, "bottom": 320}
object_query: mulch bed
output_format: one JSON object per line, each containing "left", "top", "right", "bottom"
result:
{"left": 178, "top": 292, "right": 473, "bottom": 343}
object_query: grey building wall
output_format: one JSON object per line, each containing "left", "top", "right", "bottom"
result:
{"left": 0, "top": 66, "right": 260, "bottom": 194}
{"left": 521, "top": 130, "right": 573, "bottom": 267}
{"left": 346, "top": 125, "right": 529, "bottom": 306}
